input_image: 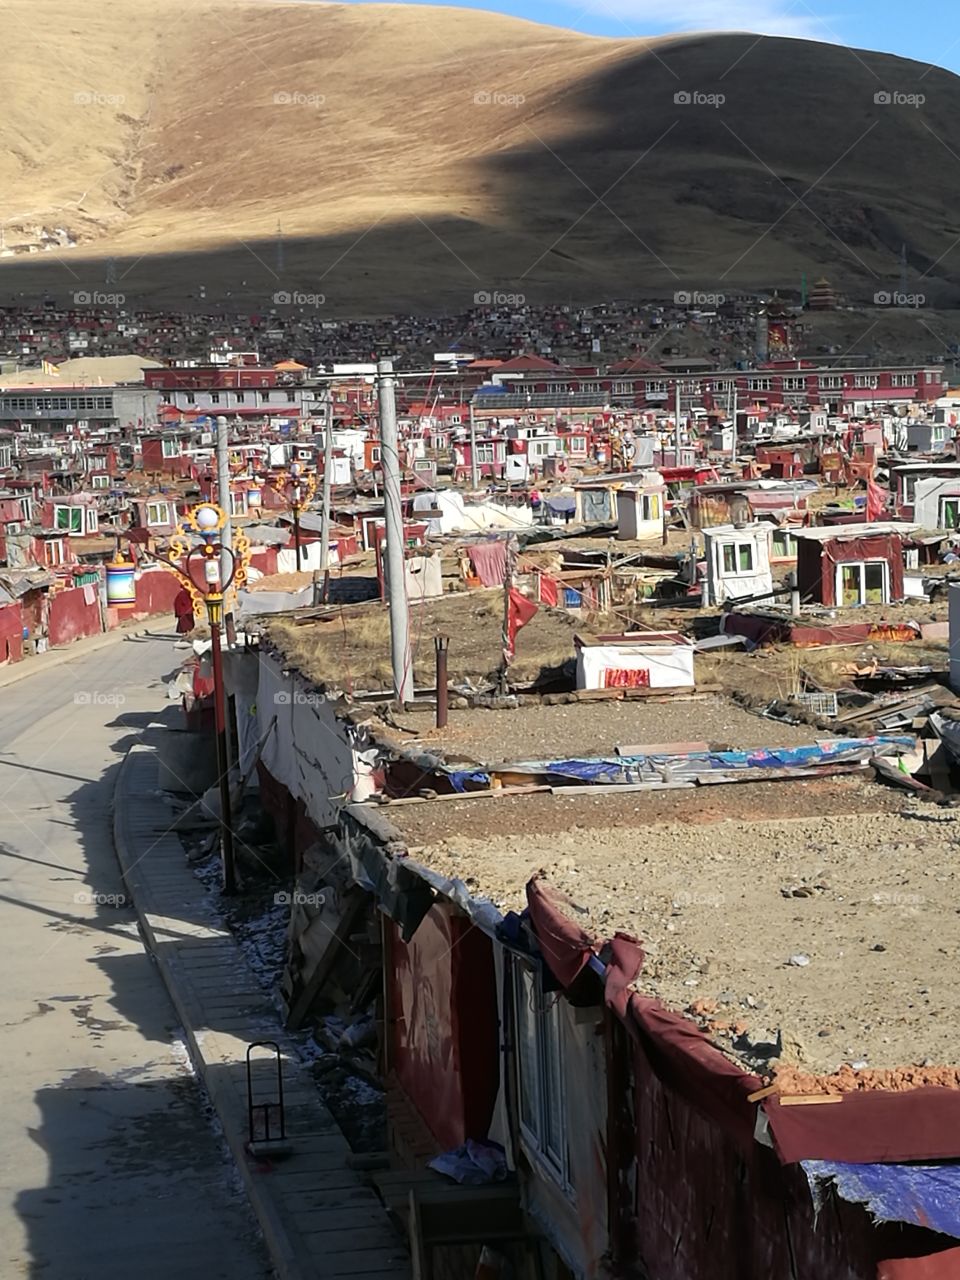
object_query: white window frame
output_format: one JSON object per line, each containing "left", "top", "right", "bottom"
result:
{"left": 474, "top": 443, "right": 495, "bottom": 465}
{"left": 782, "top": 376, "right": 806, "bottom": 392}
{"left": 720, "top": 540, "right": 756, "bottom": 576}
{"left": 85, "top": 508, "right": 98, "bottom": 534}
{"left": 44, "top": 537, "right": 65, "bottom": 566}
{"left": 835, "top": 559, "right": 889, "bottom": 606}
{"left": 820, "top": 376, "right": 843, "bottom": 390}
{"left": 146, "top": 500, "right": 172, "bottom": 526}
{"left": 940, "top": 497, "right": 960, "bottom": 529}
{"left": 641, "top": 492, "right": 662, "bottom": 522}
{"left": 161, "top": 438, "right": 180, "bottom": 458}
{"left": 54, "top": 504, "right": 83, "bottom": 535}
{"left": 514, "top": 962, "right": 569, "bottom": 1189}
{"left": 91, "top": 474, "right": 110, "bottom": 489}
{"left": 748, "top": 378, "right": 772, "bottom": 391}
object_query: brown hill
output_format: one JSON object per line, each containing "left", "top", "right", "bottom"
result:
{"left": 2, "top": 0, "right": 959, "bottom": 313}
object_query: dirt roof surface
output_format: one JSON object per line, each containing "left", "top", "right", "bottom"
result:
{"left": 388, "top": 786, "right": 956, "bottom": 1076}
{"left": 403, "top": 693, "right": 817, "bottom": 764}
{"left": 266, "top": 590, "right": 592, "bottom": 689}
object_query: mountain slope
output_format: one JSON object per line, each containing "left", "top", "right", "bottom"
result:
{"left": 2, "top": 0, "right": 959, "bottom": 312}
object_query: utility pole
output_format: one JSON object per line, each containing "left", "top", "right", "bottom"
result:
{"left": 674, "top": 380, "right": 682, "bottom": 465}
{"left": 469, "top": 400, "right": 479, "bottom": 490}
{"left": 216, "top": 415, "right": 235, "bottom": 643}
{"left": 377, "top": 359, "right": 413, "bottom": 706}
{"left": 731, "top": 384, "right": 738, "bottom": 466}
{"left": 319, "top": 410, "right": 333, "bottom": 602}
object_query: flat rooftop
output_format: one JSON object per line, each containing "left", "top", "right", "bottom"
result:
{"left": 402, "top": 695, "right": 816, "bottom": 765}
{"left": 385, "top": 778, "right": 956, "bottom": 1080}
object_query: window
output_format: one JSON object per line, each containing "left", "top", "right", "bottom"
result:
{"left": 369, "top": 446, "right": 381, "bottom": 464}
{"left": 475, "top": 443, "right": 495, "bottom": 464}
{"left": 54, "top": 505, "right": 83, "bottom": 534}
{"left": 854, "top": 375, "right": 878, "bottom": 389}
{"left": 837, "top": 560, "right": 888, "bottom": 606}
{"left": 748, "top": 378, "right": 771, "bottom": 391}
{"left": 783, "top": 376, "right": 806, "bottom": 391}
{"left": 85, "top": 508, "right": 98, "bottom": 533}
{"left": 44, "top": 538, "right": 65, "bottom": 566}
{"left": 612, "top": 381, "right": 630, "bottom": 394}
{"left": 721, "top": 541, "right": 755, "bottom": 575}
{"left": 933, "top": 426, "right": 947, "bottom": 443}
{"left": 771, "top": 529, "right": 795, "bottom": 558}
{"left": 641, "top": 492, "right": 661, "bottom": 521}
{"left": 146, "top": 501, "right": 171, "bottom": 526}
{"left": 161, "top": 438, "right": 179, "bottom": 458}
{"left": 940, "top": 498, "right": 960, "bottom": 529}
{"left": 514, "top": 963, "right": 567, "bottom": 1183}
{"left": 902, "top": 475, "right": 918, "bottom": 503}
{"left": 210, "top": 392, "right": 220, "bottom": 404}
{"left": 184, "top": 392, "right": 196, "bottom": 404}
{"left": 820, "top": 376, "right": 843, "bottom": 390}
{"left": 92, "top": 474, "right": 109, "bottom": 489}
{"left": 891, "top": 373, "right": 914, "bottom": 388}
{"left": 645, "top": 380, "right": 667, "bottom": 395}
{"left": 236, "top": 392, "right": 245, "bottom": 403}
{"left": 229, "top": 490, "right": 246, "bottom": 516}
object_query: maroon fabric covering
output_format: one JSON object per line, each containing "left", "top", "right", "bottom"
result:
{"left": 605, "top": 934, "right": 762, "bottom": 1150}
{"left": 527, "top": 878, "right": 960, "bottom": 1166}
{"left": 878, "top": 1246, "right": 960, "bottom": 1279}
{"left": 525, "top": 880, "right": 594, "bottom": 986}
{"left": 765, "top": 1087, "right": 960, "bottom": 1164}
{"left": 820, "top": 533, "right": 905, "bottom": 606}
{"left": 466, "top": 541, "right": 506, "bottom": 587}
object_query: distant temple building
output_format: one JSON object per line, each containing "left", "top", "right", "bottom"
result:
{"left": 808, "top": 277, "right": 838, "bottom": 310}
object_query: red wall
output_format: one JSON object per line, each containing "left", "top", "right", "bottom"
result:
{"left": 0, "top": 601, "right": 23, "bottom": 663}
{"left": 387, "top": 905, "right": 499, "bottom": 1151}
{"left": 128, "top": 569, "right": 181, "bottom": 621}
{"left": 48, "top": 587, "right": 101, "bottom": 646}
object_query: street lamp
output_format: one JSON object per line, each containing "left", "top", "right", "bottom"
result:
{"left": 271, "top": 460, "right": 318, "bottom": 571}
{"left": 152, "top": 501, "right": 251, "bottom": 894}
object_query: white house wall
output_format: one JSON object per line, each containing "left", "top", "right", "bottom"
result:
{"left": 257, "top": 651, "right": 358, "bottom": 830}
{"left": 913, "top": 476, "right": 960, "bottom": 528}
{"left": 576, "top": 644, "right": 695, "bottom": 690}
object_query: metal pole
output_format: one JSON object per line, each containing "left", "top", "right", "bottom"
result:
{"left": 469, "top": 401, "right": 479, "bottom": 490}
{"left": 216, "top": 417, "right": 235, "bottom": 644}
{"left": 293, "top": 504, "right": 301, "bottom": 571}
{"left": 435, "top": 635, "right": 449, "bottom": 728}
{"left": 731, "top": 383, "right": 739, "bottom": 466}
{"left": 377, "top": 359, "right": 413, "bottom": 705}
{"left": 674, "top": 380, "right": 681, "bottom": 466}
{"left": 209, "top": 610, "right": 237, "bottom": 894}
{"left": 319, "top": 415, "right": 333, "bottom": 602}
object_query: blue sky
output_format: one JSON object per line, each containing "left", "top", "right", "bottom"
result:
{"left": 350, "top": 0, "right": 960, "bottom": 75}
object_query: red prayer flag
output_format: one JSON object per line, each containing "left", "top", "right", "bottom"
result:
{"left": 538, "top": 573, "right": 559, "bottom": 607}
{"left": 504, "top": 588, "right": 538, "bottom": 663}
{"left": 866, "top": 479, "right": 886, "bottom": 522}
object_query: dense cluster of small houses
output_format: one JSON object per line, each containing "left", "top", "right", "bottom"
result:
{"left": 5, "top": 336, "right": 960, "bottom": 1280}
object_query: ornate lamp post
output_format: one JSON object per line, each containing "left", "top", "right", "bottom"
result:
{"left": 153, "top": 501, "right": 250, "bottom": 893}
{"left": 271, "top": 461, "right": 317, "bottom": 570}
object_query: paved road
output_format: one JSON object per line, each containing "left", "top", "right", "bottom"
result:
{"left": 0, "top": 634, "right": 273, "bottom": 1279}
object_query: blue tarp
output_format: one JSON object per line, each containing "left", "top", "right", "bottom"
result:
{"left": 441, "top": 737, "right": 914, "bottom": 791}
{"left": 804, "top": 1159, "right": 960, "bottom": 1239}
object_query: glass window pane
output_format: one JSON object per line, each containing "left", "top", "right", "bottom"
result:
{"left": 515, "top": 967, "right": 539, "bottom": 1139}
{"left": 865, "top": 563, "right": 885, "bottom": 603}
{"left": 541, "top": 998, "right": 564, "bottom": 1168}
{"left": 738, "top": 544, "right": 753, "bottom": 571}
{"left": 722, "top": 545, "right": 736, "bottom": 573}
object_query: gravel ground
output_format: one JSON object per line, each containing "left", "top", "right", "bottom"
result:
{"left": 394, "top": 798, "right": 960, "bottom": 1076}
{"left": 409, "top": 694, "right": 818, "bottom": 764}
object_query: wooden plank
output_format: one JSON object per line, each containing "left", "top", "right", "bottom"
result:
{"left": 777, "top": 1094, "right": 844, "bottom": 1106}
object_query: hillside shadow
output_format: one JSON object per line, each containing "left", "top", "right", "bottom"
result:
{"left": 3, "top": 35, "right": 960, "bottom": 312}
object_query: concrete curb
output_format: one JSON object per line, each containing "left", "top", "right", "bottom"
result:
{"left": 0, "top": 617, "right": 173, "bottom": 691}
{"left": 112, "top": 745, "right": 315, "bottom": 1280}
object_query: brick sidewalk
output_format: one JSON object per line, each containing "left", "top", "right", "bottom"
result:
{"left": 113, "top": 742, "right": 411, "bottom": 1280}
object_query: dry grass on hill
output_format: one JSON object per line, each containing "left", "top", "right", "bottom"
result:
{"left": 4, "top": 0, "right": 960, "bottom": 311}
